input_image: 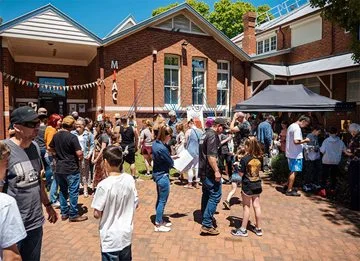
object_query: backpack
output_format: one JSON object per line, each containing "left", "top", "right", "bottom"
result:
{"left": 246, "top": 157, "right": 261, "bottom": 182}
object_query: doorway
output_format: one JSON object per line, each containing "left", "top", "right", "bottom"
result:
{"left": 38, "top": 77, "right": 67, "bottom": 116}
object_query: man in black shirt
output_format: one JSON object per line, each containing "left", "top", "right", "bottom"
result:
{"left": 230, "top": 112, "right": 251, "bottom": 151}
{"left": 49, "top": 116, "right": 87, "bottom": 222}
{"left": 199, "top": 117, "right": 228, "bottom": 235}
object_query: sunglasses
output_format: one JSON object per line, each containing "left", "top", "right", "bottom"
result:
{"left": 20, "top": 121, "right": 40, "bottom": 129}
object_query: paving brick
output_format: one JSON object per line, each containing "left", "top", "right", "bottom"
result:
{"left": 41, "top": 178, "right": 360, "bottom": 260}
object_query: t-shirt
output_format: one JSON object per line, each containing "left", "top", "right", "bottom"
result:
{"left": 120, "top": 126, "right": 135, "bottom": 149}
{"left": 199, "top": 129, "right": 220, "bottom": 180}
{"left": 34, "top": 124, "right": 46, "bottom": 151}
{"left": 0, "top": 193, "right": 27, "bottom": 261}
{"left": 186, "top": 127, "right": 202, "bottom": 158}
{"left": 239, "top": 154, "right": 262, "bottom": 195}
{"left": 49, "top": 130, "right": 82, "bottom": 175}
{"left": 234, "top": 120, "right": 251, "bottom": 148}
{"left": 219, "top": 133, "right": 230, "bottom": 155}
{"left": 44, "top": 126, "right": 57, "bottom": 150}
{"left": 286, "top": 123, "right": 304, "bottom": 159}
{"left": 3, "top": 139, "right": 44, "bottom": 231}
{"left": 91, "top": 174, "right": 138, "bottom": 253}
{"left": 140, "top": 128, "right": 152, "bottom": 147}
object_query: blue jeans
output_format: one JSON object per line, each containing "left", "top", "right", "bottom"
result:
{"left": 155, "top": 175, "right": 170, "bottom": 224}
{"left": 102, "top": 245, "right": 132, "bottom": 261}
{"left": 17, "top": 226, "right": 43, "bottom": 261}
{"left": 56, "top": 172, "right": 80, "bottom": 218}
{"left": 201, "top": 176, "right": 222, "bottom": 228}
{"left": 44, "top": 154, "right": 58, "bottom": 203}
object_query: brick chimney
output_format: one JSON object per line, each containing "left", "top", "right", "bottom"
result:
{"left": 242, "top": 12, "right": 257, "bottom": 55}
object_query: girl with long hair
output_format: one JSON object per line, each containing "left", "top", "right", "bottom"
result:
{"left": 231, "top": 136, "right": 264, "bottom": 237}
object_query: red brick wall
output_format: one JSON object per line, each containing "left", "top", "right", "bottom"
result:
{"left": 256, "top": 16, "right": 352, "bottom": 65}
{"left": 102, "top": 27, "right": 245, "bottom": 117}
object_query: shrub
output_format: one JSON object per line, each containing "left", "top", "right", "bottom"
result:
{"left": 270, "top": 153, "right": 289, "bottom": 183}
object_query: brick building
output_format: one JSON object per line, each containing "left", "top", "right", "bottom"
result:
{"left": 0, "top": 3, "right": 251, "bottom": 139}
{"left": 232, "top": 1, "right": 360, "bottom": 128}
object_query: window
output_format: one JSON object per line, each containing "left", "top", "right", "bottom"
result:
{"left": 155, "top": 15, "right": 206, "bottom": 34}
{"left": 39, "top": 77, "right": 66, "bottom": 97}
{"left": 256, "top": 35, "right": 277, "bottom": 55}
{"left": 347, "top": 70, "right": 360, "bottom": 102}
{"left": 192, "top": 58, "right": 206, "bottom": 105}
{"left": 164, "top": 55, "right": 180, "bottom": 105}
{"left": 291, "top": 17, "right": 322, "bottom": 47}
{"left": 217, "top": 61, "right": 230, "bottom": 105}
{"left": 294, "top": 77, "right": 320, "bottom": 94}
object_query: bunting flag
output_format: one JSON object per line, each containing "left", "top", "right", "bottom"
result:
{"left": 1, "top": 71, "right": 99, "bottom": 91}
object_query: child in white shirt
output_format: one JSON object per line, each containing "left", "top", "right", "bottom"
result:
{"left": 92, "top": 145, "right": 138, "bottom": 261}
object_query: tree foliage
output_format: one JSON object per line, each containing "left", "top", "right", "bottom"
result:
{"left": 152, "top": 0, "right": 274, "bottom": 39}
{"left": 310, "top": 0, "right": 360, "bottom": 62}
{"left": 152, "top": 0, "right": 210, "bottom": 18}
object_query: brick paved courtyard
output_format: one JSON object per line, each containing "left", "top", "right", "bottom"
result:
{"left": 41, "top": 177, "right": 360, "bottom": 261}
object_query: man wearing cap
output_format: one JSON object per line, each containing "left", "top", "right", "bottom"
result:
{"left": 230, "top": 112, "right": 251, "bottom": 151}
{"left": 2, "top": 106, "right": 58, "bottom": 261}
{"left": 199, "top": 117, "right": 227, "bottom": 235}
{"left": 49, "top": 116, "right": 88, "bottom": 222}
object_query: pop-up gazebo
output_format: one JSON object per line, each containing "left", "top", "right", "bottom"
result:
{"left": 235, "top": 84, "right": 355, "bottom": 112}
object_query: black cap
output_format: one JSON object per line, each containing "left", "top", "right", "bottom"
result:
{"left": 214, "top": 117, "right": 229, "bottom": 128}
{"left": 11, "top": 106, "right": 39, "bottom": 124}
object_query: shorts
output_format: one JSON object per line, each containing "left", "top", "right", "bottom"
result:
{"left": 231, "top": 172, "right": 242, "bottom": 183}
{"left": 242, "top": 180, "right": 262, "bottom": 195}
{"left": 141, "top": 145, "right": 152, "bottom": 155}
{"left": 124, "top": 150, "right": 136, "bottom": 165}
{"left": 288, "top": 158, "right": 303, "bottom": 172}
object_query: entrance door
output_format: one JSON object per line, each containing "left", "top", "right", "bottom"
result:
{"left": 38, "top": 77, "right": 66, "bottom": 116}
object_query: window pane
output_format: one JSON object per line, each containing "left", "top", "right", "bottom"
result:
{"left": 257, "top": 41, "right": 263, "bottom": 54}
{"left": 264, "top": 39, "right": 270, "bottom": 52}
{"left": 164, "top": 69, "right": 170, "bottom": 85}
{"left": 217, "top": 90, "right": 227, "bottom": 105}
{"left": 171, "top": 89, "right": 178, "bottom": 104}
{"left": 171, "top": 69, "right": 179, "bottom": 86}
{"left": 192, "top": 59, "right": 205, "bottom": 70}
{"left": 164, "top": 87, "right": 171, "bottom": 104}
{"left": 222, "top": 62, "right": 228, "bottom": 71}
{"left": 347, "top": 71, "right": 360, "bottom": 102}
{"left": 165, "top": 56, "right": 179, "bottom": 66}
{"left": 271, "top": 36, "right": 277, "bottom": 50}
{"left": 217, "top": 73, "right": 228, "bottom": 90}
{"left": 193, "top": 88, "right": 203, "bottom": 105}
{"left": 191, "top": 22, "right": 205, "bottom": 34}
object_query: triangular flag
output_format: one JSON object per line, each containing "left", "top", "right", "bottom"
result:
{"left": 5, "top": 74, "right": 10, "bottom": 79}
{"left": 10, "top": 76, "right": 14, "bottom": 81}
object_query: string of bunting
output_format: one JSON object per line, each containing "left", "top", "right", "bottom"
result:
{"left": 2, "top": 72, "right": 103, "bottom": 91}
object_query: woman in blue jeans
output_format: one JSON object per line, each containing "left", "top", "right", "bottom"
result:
{"left": 152, "top": 125, "right": 174, "bottom": 232}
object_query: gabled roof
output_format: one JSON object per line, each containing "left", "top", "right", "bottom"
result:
{"left": 103, "top": 3, "right": 250, "bottom": 61}
{"left": 253, "top": 53, "right": 359, "bottom": 79}
{"left": 0, "top": 4, "right": 102, "bottom": 45}
{"left": 105, "top": 14, "right": 137, "bottom": 38}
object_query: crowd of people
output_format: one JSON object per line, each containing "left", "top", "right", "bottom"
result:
{"left": 0, "top": 106, "right": 359, "bottom": 261}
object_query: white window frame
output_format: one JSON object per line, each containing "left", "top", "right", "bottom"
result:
{"left": 347, "top": 70, "right": 360, "bottom": 103}
{"left": 154, "top": 15, "right": 208, "bottom": 36}
{"left": 164, "top": 55, "right": 181, "bottom": 106}
{"left": 217, "top": 60, "right": 230, "bottom": 106}
{"left": 192, "top": 58, "right": 206, "bottom": 105}
{"left": 256, "top": 34, "right": 277, "bottom": 55}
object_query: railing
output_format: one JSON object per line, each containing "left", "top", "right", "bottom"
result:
{"left": 256, "top": 0, "right": 309, "bottom": 26}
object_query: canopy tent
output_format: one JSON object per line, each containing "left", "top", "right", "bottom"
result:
{"left": 235, "top": 84, "right": 356, "bottom": 112}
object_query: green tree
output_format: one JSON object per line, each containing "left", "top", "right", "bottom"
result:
{"left": 209, "top": 0, "right": 255, "bottom": 39}
{"left": 310, "top": 0, "right": 360, "bottom": 62}
{"left": 152, "top": 0, "right": 210, "bottom": 18}
{"left": 256, "top": 4, "right": 272, "bottom": 25}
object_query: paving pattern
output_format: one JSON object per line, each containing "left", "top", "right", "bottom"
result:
{"left": 41, "top": 176, "right": 360, "bottom": 261}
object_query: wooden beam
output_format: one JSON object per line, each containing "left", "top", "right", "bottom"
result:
{"left": 317, "top": 76, "right": 332, "bottom": 97}
{"left": 252, "top": 80, "right": 265, "bottom": 94}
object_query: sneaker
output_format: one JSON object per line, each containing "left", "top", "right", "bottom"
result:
{"left": 283, "top": 185, "right": 288, "bottom": 193}
{"left": 200, "top": 226, "right": 219, "bottom": 235}
{"left": 69, "top": 215, "right": 88, "bottom": 222}
{"left": 154, "top": 225, "right": 171, "bottom": 232}
{"left": 155, "top": 222, "right": 172, "bottom": 227}
{"left": 251, "top": 226, "right": 263, "bottom": 236}
{"left": 223, "top": 200, "right": 230, "bottom": 210}
{"left": 285, "top": 190, "right": 301, "bottom": 197}
{"left": 302, "top": 184, "right": 312, "bottom": 192}
{"left": 51, "top": 201, "right": 61, "bottom": 209}
{"left": 83, "top": 190, "right": 89, "bottom": 198}
{"left": 231, "top": 228, "right": 248, "bottom": 237}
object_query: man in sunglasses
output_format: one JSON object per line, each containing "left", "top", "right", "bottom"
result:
{"left": 1, "top": 106, "right": 58, "bottom": 261}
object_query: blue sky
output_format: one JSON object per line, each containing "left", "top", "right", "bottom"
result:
{"left": 0, "top": 0, "right": 278, "bottom": 37}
